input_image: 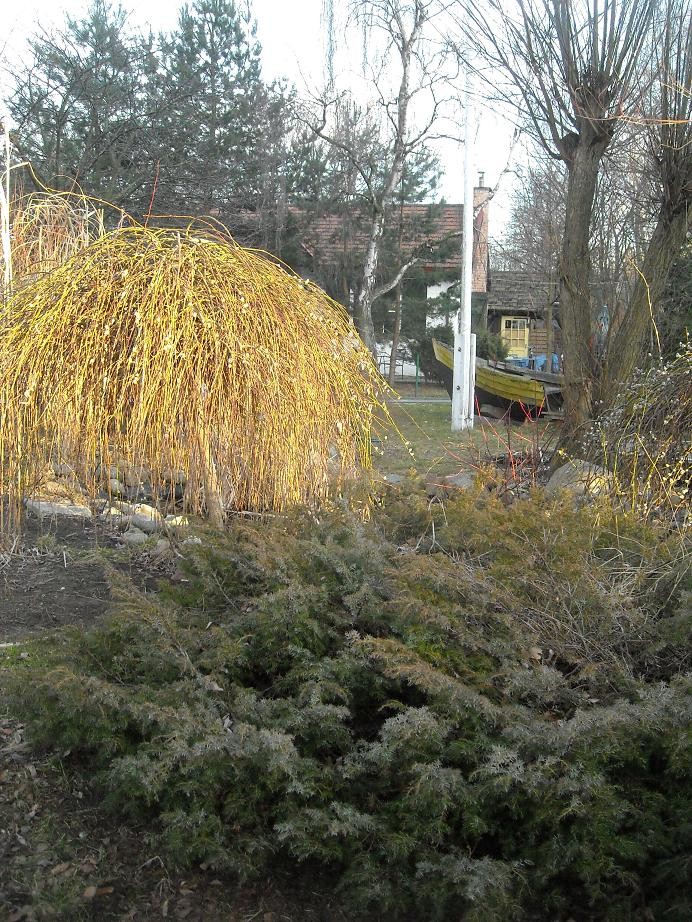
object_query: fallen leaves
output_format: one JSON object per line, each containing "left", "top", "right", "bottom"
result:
{"left": 82, "top": 884, "right": 115, "bottom": 901}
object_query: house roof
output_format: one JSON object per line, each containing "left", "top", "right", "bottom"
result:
{"left": 295, "top": 192, "right": 490, "bottom": 293}
{"left": 296, "top": 203, "right": 460, "bottom": 269}
{"left": 487, "top": 270, "right": 559, "bottom": 316}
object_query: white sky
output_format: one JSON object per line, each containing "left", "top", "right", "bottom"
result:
{"left": 4, "top": 0, "right": 519, "bottom": 233}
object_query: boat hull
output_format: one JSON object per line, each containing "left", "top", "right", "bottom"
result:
{"left": 431, "top": 338, "right": 562, "bottom": 417}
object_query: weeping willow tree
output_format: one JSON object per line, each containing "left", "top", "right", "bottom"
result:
{"left": 0, "top": 213, "right": 387, "bottom": 532}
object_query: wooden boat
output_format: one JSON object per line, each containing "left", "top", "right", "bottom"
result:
{"left": 431, "top": 338, "right": 563, "bottom": 416}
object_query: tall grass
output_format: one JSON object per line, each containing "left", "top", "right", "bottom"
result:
{"left": 0, "top": 222, "right": 387, "bottom": 530}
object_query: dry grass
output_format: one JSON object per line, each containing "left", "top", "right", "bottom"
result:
{"left": 2, "top": 187, "right": 106, "bottom": 298}
{"left": 588, "top": 342, "right": 691, "bottom": 524}
{"left": 0, "top": 222, "right": 387, "bottom": 530}
{"left": 380, "top": 400, "right": 555, "bottom": 483}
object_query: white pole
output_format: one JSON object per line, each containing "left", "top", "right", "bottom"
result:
{"left": 452, "top": 66, "right": 474, "bottom": 431}
{"left": 0, "top": 105, "right": 12, "bottom": 296}
{"left": 468, "top": 332, "right": 476, "bottom": 421}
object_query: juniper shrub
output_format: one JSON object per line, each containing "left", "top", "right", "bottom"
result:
{"left": 6, "top": 491, "right": 691, "bottom": 920}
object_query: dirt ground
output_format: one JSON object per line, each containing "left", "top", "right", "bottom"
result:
{"left": 0, "top": 520, "right": 112, "bottom": 642}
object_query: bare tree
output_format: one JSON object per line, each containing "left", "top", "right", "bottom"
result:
{"left": 494, "top": 159, "right": 566, "bottom": 360}
{"left": 304, "top": 0, "right": 457, "bottom": 354}
{"left": 602, "top": 0, "right": 692, "bottom": 394}
{"left": 456, "top": 0, "right": 656, "bottom": 432}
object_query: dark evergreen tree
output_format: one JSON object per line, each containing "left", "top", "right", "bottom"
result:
{"left": 153, "top": 0, "right": 288, "bottom": 229}
{"left": 9, "top": 0, "right": 292, "bottom": 240}
{"left": 9, "top": 1, "right": 158, "bottom": 208}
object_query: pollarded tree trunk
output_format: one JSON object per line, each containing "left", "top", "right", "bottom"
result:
{"left": 599, "top": 206, "right": 690, "bottom": 401}
{"left": 558, "top": 140, "right": 608, "bottom": 438}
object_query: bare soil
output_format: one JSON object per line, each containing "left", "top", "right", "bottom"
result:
{"left": 0, "top": 520, "right": 111, "bottom": 642}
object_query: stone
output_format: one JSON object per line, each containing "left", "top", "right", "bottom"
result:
{"left": 120, "top": 527, "right": 149, "bottom": 546}
{"left": 152, "top": 537, "right": 172, "bottom": 556}
{"left": 112, "top": 501, "right": 137, "bottom": 515}
{"left": 34, "top": 478, "right": 83, "bottom": 500}
{"left": 98, "top": 461, "right": 143, "bottom": 489}
{"left": 107, "top": 478, "right": 128, "bottom": 497}
{"left": 442, "top": 471, "right": 477, "bottom": 490}
{"left": 162, "top": 468, "right": 187, "bottom": 486}
{"left": 384, "top": 473, "right": 404, "bottom": 485}
{"left": 165, "top": 514, "right": 190, "bottom": 530}
{"left": 479, "top": 403, "right": 508, "bottom": 420}
{"left": 51, "top": 462, "right": 77, "bottom": 479}
{"left": 122, "top": 467, "right": 144, "bottom": 488}
{"left": 545, "top": 460, "right": 609, "bottom": 497}
{"left": 25, "top": 498, "right": 92, "bottom": 520}
{"left": 132, "top": 482, "right": 155, "bottom": 503}
{"left": 100, "top": 506, "right": 131, "bottom": 528}
{"left": 130, "top": 503, "right": 164, "bottom": 533}
{"left": 182, "top": 535, "right": 203, "bottom": 547}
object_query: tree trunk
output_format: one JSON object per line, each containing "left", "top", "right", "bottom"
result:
{"left": 599, "top": 207, "right": 689, "bottom": 402}
{"left": 545, "top": 296, "right": 554, "bottom": 369}
{"left": 355, "top": 208, "right": 386, "bottom": 356}
{"left": 196, "top": 425, "right": 226, "bottom": 529}
{"left": 558, "top": 141, "right": 606, "bottom": 439}
{"left": 388, "top": 283, "right": 403, "bottom": 385}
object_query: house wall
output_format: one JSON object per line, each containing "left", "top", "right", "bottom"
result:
{"left": 425, "top": 280, "right": 455, "bottom": 329}
{"left": 489, "top": 313, "right": 563, "bottom": 357}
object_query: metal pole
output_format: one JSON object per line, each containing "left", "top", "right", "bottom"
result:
{"left": 452, "top": 66, "right": 474, "bottom": 431}
{"left": 415, "top": 351, "right": 420, "bottom": 398}
{"left": 468, "top": 332, "right": 477, "bottom": 421}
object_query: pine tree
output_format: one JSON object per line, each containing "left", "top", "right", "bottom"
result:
{"left": 154, "top": 0, "right": 283, "bottom": 221}
{"left": 10, "top": 1, "right": 158, "bottom": 208}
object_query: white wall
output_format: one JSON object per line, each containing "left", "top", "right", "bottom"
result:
{"left": 425, "top": 281, "right": 457, "bottom": 330}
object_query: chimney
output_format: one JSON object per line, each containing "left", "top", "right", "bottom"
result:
{"left": 472, "top": 185, "right": 491, "bottom": 293}
{"left": 478, "top": 171, "right": 485, "bottom": 187}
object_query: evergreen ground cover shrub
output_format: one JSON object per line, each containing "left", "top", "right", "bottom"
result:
{"left": 5, "top": 489, "right": 691, "bottom": 920}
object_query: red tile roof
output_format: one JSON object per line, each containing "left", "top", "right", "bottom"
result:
{"left": 294, "top": 190, "right": 490, "bottom": 293}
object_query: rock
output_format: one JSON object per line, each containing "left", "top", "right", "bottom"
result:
{"left": 51, "top": 462, "right": 77, "bottom": 479}
{"left": 120, "top": 527, "right": 149, "bottom": 546}
{"left": 33, "top": 478, "right": 83, "bottom": 500}
{"left": 122, "top": 467, "right": 144, "bottom": 488}
{"left": 107, "top": 478, "right": 128, "bottom": 497}
{"left": 479, "top": 403, "right": 507, "bottom": 420}
{"left": 98, "top": 463, "right": 123, "bottom": 483}
{"left": 545, "top": 460, "right": 609, "bottom": 497}
{"left": 132, "top": 482, "right": 155, "bottom": 503}
{"left": 130, "top": 503, "right": 164, "bottom": 533}
{"left": 25, "top": 498, "right": 92, "bottom": 520}
{"left": 182, "top": 535, "right": 203, "bottom": 547}
{"left": 165, "top": 514, "right": 190, "bottom": 529}
{"left": 98, "top": 461, "right": 144, "bottom": 489}
{"left": 112, "top": 501, "right": 137, "bottom": 516}
{"left": 152, "top": 537, "right": 172, "bottom": 556}
{"left": 384, "top": 473, "right": 404, "bottom": 485}
{"left": 443, "top": 471, "right": 476, "bottom": 490}
{"left": 162, "top": 468, "right": 187, "bottom": 486}
{"left": 100, "top": 505, "right": 131, "bottom": 527}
